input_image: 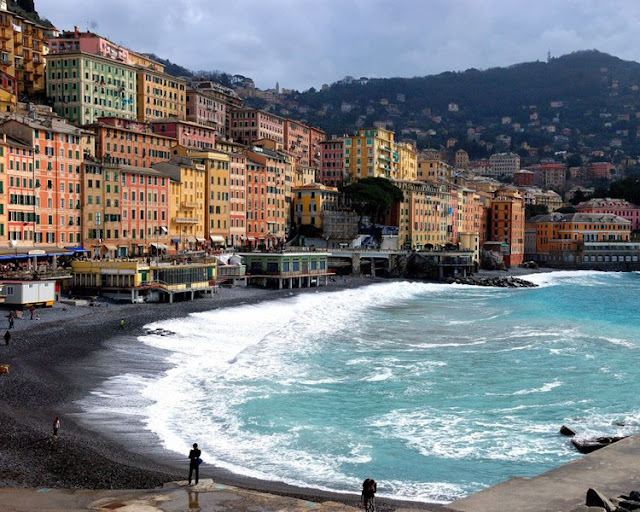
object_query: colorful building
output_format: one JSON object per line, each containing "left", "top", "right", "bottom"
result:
{"left": 319, "top": 138, "right": 344, "bottom": 187}
{"left": 46, "top": 52, "right": 137, "bottom": 125}
{"left": 0, "top": 1, "right": 53, "bottom": 97}
{"left": 80, "top": 162, "right": 171, "bottom": 258}
{"left": 87, "top": 117, "right": 174, "bottom": 167}
{"left": 526, "top": 212, "right": 632, "bottom": 266}
{"left": 0, "top": 69, "right": 17, "bottom": 112}
{"left": 0, "top": 116, "right": 92, "bottom": 248}
{"left": 136, "top": 67, "right": 186, "bottom": 121}
{"left": 239, "top": 252, "right": 332, "bottom": 289}
{"left": 417, "top": 157, "right": 453, "bottom": 183}
{"left": 152, "top": 158, "right": 207, "bottom": 252}
{"left": 293, "top": 184, "right": 339, "bottom": 230}
{"left": 343, "top": 128, "right": 395, "bottom": 182}
{"left": 150, "top": 118, "right": 215, "bottom": 150}
{"left": 230, "top": 108, "right": 284, "bottom": 147}
{"left": 180, "top": 149, "right": 231, "bottom": 245}
{"left": 576, "top": 197, "right": 640, "bottom": 232}
{"left": 490, "top": 188, "right": 525, "bottom": 266}
{"left": 71, "top": 259, "right": 217, "bottom": 303}
{"left": 243, "top": 146, "right": 288, "bottom": 248}
{"left": 185, "top": 88, "right": 227, "bottom": 137}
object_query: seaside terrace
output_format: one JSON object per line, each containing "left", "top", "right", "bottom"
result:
{"left": 239, "top": 252, "right": 332, "bottom": 289}
{"left": 71, "top": 259, "right": 217, "bottom": 303}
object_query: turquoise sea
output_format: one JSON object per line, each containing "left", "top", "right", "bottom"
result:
{"left": 84, "top": 271, "right": 640, "bottom": 503}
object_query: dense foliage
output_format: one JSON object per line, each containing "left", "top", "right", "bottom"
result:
{"left": 341, "top": 178, "right": 404, "bottom": 226}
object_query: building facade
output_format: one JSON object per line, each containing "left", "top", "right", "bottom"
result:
{"left": 87, "top": 117, "right": 174, "bottom": 167}
{"left": 319, "top": 139, "right": 344, "bottom": 187}
{"left": 46, "top": 52, "right": 137, "bottom": 125}
{"left": 136, "top": 67, "right": 186, "bottom": 121}
{"left": 230, "top": 108, "right": 284, "bottom": 147}
{"left": 490, "top": 188, "right": 525, "bottom": 266}
{"left": 150, "top": 118, "right": 215, "bottom": 150}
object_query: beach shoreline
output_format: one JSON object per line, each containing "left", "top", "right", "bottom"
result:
{"left": 0, "top": 276, "right": 455, "bottom": 511}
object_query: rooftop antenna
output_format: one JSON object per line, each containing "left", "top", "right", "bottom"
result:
{"left": 547, "top": 50, "right": 551, "bottom": 63}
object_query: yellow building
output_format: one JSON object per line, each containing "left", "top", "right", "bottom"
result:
{"left": 295, "top": 165, "right": 316, "bottom": 187}
{"left": 293, "top": 184, "right": 339, "bottom": 230}
{"left": 396, "top": 141, "right": 418, "bottom": 181}
{"left": 152, "top": 158, "right": 206, "bottom": 251}
{"left": 417, "top": 157, "right": 454, "bottom": 183}
{"left": 343, "top": 128, "right": 395, "bottom": 182}
{"left": 137, "top": 67, "right": 186, "bottom": 121}
{"left": 0, "top": 2, "right": 53, "bottom": 97}
{"left": 182, "top": 149, "right": 230, "bottom": 244}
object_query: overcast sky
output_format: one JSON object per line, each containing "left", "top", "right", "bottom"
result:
{"left": 37, "top": 0, "right": 640, "bottom": 91}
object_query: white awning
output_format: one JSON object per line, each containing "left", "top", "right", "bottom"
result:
{"left": 196, "top": 237, "right": 206, "bottom": 243}
{"left": 150, "top": 243, "right": 168, "bottom": 250}
{"left": 28, "top": 249, "right": 46, "bottom": 256}
{"left": 210, "top": 235, "right": 225, "bottom": 243}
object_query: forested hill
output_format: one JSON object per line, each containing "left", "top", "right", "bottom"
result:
{"left": 248, "top": 50, "right": 640, "bottom": 157}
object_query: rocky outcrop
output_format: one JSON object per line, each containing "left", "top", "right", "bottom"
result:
{"left": 578, "top": 488, "right": 640, "bottom": 512}
{"left": 561, "top": 425, "right": 577, "bottom": 437}
{"left": 453, "top": 276, "right": 538, "bottom": 288}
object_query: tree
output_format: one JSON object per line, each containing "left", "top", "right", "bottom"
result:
{"left": 556, "top": 205, "right": 577, "bottom": 213}
{"left": 525, "top": 203, "right": 549, "bottom": 219}
{"left": 341, "top": 177, "right": 404, "bottom": 227}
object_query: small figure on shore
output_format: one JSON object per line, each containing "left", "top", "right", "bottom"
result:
{"left": 361, "top": 478, "right": 377, "bottom": 512}
{"left": 4, "top": 330, "right": 10, "bottom": 346}
{"left": 188, "top": 443, "right": 201, "bottom": 485}
{"left": 52, "top": 416, "right": 60, "bottom": 437}
{"left": 29, "top": 305, "right": 35, "bottom": 320}
{"left": 119, "top": 318, "right": 125, "bottom": 330}
{"left": 8, "top": 311, "right": 14, "bottom": 329}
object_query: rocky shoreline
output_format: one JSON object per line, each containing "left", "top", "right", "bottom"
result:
{"left": 452, "top": 275, "right": 538, "bottom": 288}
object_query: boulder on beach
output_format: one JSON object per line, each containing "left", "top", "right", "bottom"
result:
{"left": 586, "top": 488, "right": 617, "bottom": 512}
{"left": 560, "top": 425, "right": 576, "bottom": 437}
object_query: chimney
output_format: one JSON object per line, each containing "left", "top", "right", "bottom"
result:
{"left": 74, "top": 26, "right": 79, "bottom": 38}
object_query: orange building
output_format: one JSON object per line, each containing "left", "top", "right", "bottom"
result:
{"left": 490, "top": 188, "right": 525, "bottom": 266}
{"left": 87, "top": 117, "right": 175, "bottom": 167}
{"left": 0, "top": 116, "right": 92, "bottom": 248}
{"left": 0, "top": 4, "right": 53, "bottom": 97}
{"left": 243, "top": 146, "right": 288, "bottom": 249}
{"left": 527, "top": 212, "right": 631, "bottom": 256}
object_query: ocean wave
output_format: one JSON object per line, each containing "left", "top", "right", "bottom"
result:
{"left": 521, "top": 270, "right": 606, "bottom": 288}
{"left": 513, "top": 381, "right": 563, "bottom": 395}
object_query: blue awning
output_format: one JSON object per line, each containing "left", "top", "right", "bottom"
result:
{"left": 0, "top": 254, "right": 29, "bottom": 260}
{"left": 65, "top": 246, "right": 89, "bottom": 253}
{"left": 48, "top": 252, "right": 74, "bottom": 256}
{"left": 171, "top": 238, "right": 181, "bottom": 243}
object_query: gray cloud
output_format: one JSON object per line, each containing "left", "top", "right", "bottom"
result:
{"left": 38, "top": 0, "right": 640, "bottom": 90}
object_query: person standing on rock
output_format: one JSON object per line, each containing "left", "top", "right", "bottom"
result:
{"left": 52, "top": 417, "right": 60, "bottom": 437}
{"left": 188, "top": 443, "right": 201, "bottom": 485}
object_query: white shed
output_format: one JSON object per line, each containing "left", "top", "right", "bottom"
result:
{"left": 0, "top": 280, "right": 56, "bottom": 307}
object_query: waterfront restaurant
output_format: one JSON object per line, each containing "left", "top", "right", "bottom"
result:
{"left": 71, "top": 259, "right": 217, "bottom": 303}
{"left": 239, "top": 252, "right": 333, "bottom": 289}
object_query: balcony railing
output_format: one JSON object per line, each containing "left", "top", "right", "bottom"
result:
{"left": 181, "top": 201, "right": 198, "bottom": 209}
{"left": 174, "top": 217, "right": 200, "bottom": 224}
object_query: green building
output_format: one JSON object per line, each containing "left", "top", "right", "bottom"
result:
{"left": 239, "top": 252, "right": 332, "bottom": 289}
{"left": 46, "top": 52, "right": 137, "bottom": 125}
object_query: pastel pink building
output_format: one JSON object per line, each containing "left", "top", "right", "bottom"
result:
{"left": 319, "top": 139, "right": 344, "bottom": 187}
{"left": 576, "top": 198, "right": 640, "bottom": 231}
{"left": 228, "top": 152, "right": 247, "bottom": 247}
{"left": 185, "top": 89, "right": 226, "bottom": 138}
{"left": 150, "top": 119, "right": 216, "bottom": 151}
{"left": 230, "top": 109, "right": 284, "bottom": 147}
{"left": 49, "top": 27, "right": 129, "bottom": 63}
{"left": 308, "top": 126, "right": 325, "bottom": 170}
{"left": 588, "top": 162, "right": 616, "bottom": 180}
{"left": 120, "top": 165, "right": 170, "bottom": 254}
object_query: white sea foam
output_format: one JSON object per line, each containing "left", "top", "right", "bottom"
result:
{"left": 513, "top": 381, "right": 563, "bottom": 395}
{"left": 521, "top": 270, "right": 607, "bottom": 288}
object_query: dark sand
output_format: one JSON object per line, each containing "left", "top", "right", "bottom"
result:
{"left": 0, "top": 278, "right": 450, "bottom": 511}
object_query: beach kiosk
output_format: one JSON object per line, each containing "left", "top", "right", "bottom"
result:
{"left": 0, "top": 280, "right": 56, "bottom": 308}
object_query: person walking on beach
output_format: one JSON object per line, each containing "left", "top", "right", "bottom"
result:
{"left": 119, "top": 318, "right": 125, "bottom": 330}
{"left": 188, "top": 443, "right": 201, "bottom": 485}
{"left": 361, "top": 478, "right": 377, "bottom": 512}
{"left": 4, "top": 330, "right": 9, "bottom": 346}
{"left": 8, "top": 311, "right": 14, "bottom": 329}
{"left": 29, "top": 305, "right": 35, "bottom": 320}
{"left": 52, "top": 417, "right": 60, "bottom": 438}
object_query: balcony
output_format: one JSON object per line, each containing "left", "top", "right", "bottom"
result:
{"left": 181, "top": 201, "right": 198, "bottom": 209}
{"left": 174, "top": 217, "right": 200, "bottom": 224}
